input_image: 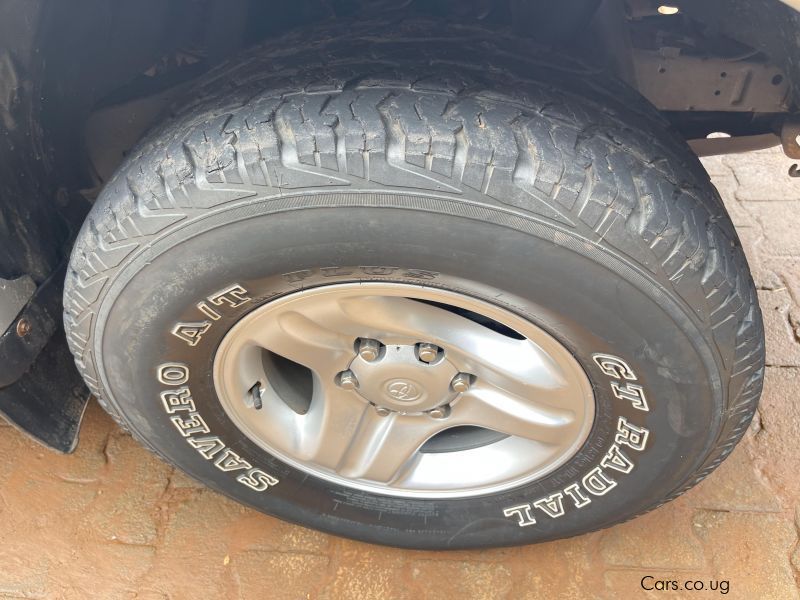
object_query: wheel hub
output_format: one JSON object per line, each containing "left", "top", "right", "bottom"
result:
{"left": 347, "top": 344, "right": 461, "bottom": 413}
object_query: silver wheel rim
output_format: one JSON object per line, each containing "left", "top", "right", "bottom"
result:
{"left": 213, "top": 283, "right": 595, "bottom": 499}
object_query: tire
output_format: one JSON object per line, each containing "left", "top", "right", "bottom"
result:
{"left": 64, "top": 20, "right": 765, "bottom": 549}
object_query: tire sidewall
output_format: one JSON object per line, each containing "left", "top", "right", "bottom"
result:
{"left": 93, "top": 191, "right": 722, "bottom": 548}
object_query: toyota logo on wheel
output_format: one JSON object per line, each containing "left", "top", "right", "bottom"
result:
{"left": 385, "top": 380, "right": 422, "bottom": 402}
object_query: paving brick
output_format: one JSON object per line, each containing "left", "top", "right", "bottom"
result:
{"left": 50, "top": 542, "right": 156, "bottom": 600}
{"left": 168, "top": 469, "right": 205, "bottom": 490}
{"left": 0, "top": 555, "right": 49, "bottom": 599}
{"left": 717, "top": 182, "right": 755, "bottom": 228}
{"left": 322, "top": 545, "right": 411, "bottom": 600}
{"left": 692, "top": 510, "right": 799, "bottom": 600}
{"left": 683, "top": 442, "right": 781, "bottom": 512}
{"left": 408, "top": 559, "right": 512, "bottom": 600}
{"left": 792, "top": 508, "right": 800, "bottom": 575}
{"left": 1, "top": 470, "right": 98, "bottom": 535}
{"left": 599, "top": 497, "right": 706, "bottom": 570}
{"left": 743, "top": 201, "right": 800, "bottom": 257}
{"left": 704, "top": 156, "right": 754, "bottom": 229}
{"left": 751, "top": 367, "right": 800, "bottom": 503}
{"left": 700, "top": 155, "right": 734, "bottom": 179}
{"left": 0, "top": 429, "right": 36, "bottom": 490}
{"left": 509, "top": 537, "right": 602, "bottom": 600}
{"left": 161, "top": 490, "right": 247, "bottom": 550}
{"left": 229, "top": 513, "right": 331, "bottom": 555}
{"left": 235, "top": 550, "right": 330, "bottom": 599}
{"left": 722, "top": 147, "right": 800, "bottom": 202}
{"left": 83, "top": 433, "right": 170, "bottom": 545}
{"left": 732, "top": 227, "right": 785, "bottom": 291}
{"left": 774, "top": 257, "right": 800, "bottom": 305}
{"left": 134, "top": 492, "right": 247, "bottom": 599}
{"left": 758, "top": 290, "right": 800, "bottom": 366}
{"left": 136, "top": 557, "right": 231, "bottom": 600}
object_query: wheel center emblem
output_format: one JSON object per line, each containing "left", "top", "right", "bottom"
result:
{"left": 385, "top": 380, "right": 422, "bottom": 402}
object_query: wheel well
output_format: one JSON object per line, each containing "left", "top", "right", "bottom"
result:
{"left": 23, "top": 0, "right": 798, "bottom": 193}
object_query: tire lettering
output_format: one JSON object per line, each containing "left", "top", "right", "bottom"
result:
{"left": 172, "top": 283, "right": 253, "bottom": 343}
{"left": 197, "top": 302, "right": 223, "bottom": 321}
{"left": 157, "top": 360, "right": 278, "bottom": 492}
{"left": 402, "top": 269, "right": 438, "bottom": 280}
{"left": 201, "top": 284, "right": 251, "bottom": 317}
{"left": 593, "top": 353, "right": 651, "bottom": 412}
{"left": 160, "top": 387, "right": 196, "bottom": 414}
{"left": 592, "top": 353, "right": 637, "bottom": 380}
{"left": 157, "top": 363, "right": 189, "bottom": 385}
{"left": 320, "top": 266, "right": 355, "bottom": 277}
{"left": 610, "top": 381, "right": 649, "bottom": 411}
{"left": 600, "top": 444, "right": 635, "bottom": 474}
{"left": 237, "top": 468, "right": 279, "bottom": 492}
{"left": 616, "top": 416, "right": 649, "bottom": 451}
{"left": 564, "top": 482, "right": 592, "bottom": 509}
{"left": 503, "top": 504, "right": 537, "bottom": 527}
{"left": 187, "top": 436, "right": 226, "bottom": 459}
{"left": 171, "top": 321, "right": 211, "bottom": 347}
{"left": 213, "top": 449, "right": 252, "bottom": 472}
{"left": 582, "top": 466, "right": 617, "bottom": 496}
{"left": 359, "top": 266, "right": 400, "bottom": 276}
{"left": 170, "top": 412, "right": 210, "bottom": 437}
{"left": 532, "top": 492, "right": 566, "bottom": 518}
{"left": 503, "top": 411, "right": 650, "bottom": 527}
{"left": 284, "top": 269, "right": 313, "bottom": 283}
{"left": 282, "top": 266, "right": 441, "bottom": 283}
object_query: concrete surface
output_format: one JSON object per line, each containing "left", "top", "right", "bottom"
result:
{"left": 1, "top": 147, "right": 799, "bottom": 599}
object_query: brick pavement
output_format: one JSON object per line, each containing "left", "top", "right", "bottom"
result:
{"left": 0, "top": 147, "right": 798, "bottom": 599}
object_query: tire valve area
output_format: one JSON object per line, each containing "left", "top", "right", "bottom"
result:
{"left": 247, "top": 382, "right": 264, "bottom": 410}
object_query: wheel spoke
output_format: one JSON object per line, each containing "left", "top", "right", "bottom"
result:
{"left": 247, "top": 309, "right": 354, "bottom": 378}
{"left": 291, "top": 386, "right": 444, "bottom": 483}
{"left": 335, "top": 411, "right": 444, "bottom": 483}
{"left": 449, "top": 381, "right": 577, "bottom": 445}
{"left": 291, "top": 383, "right": 372, "bottom": 465}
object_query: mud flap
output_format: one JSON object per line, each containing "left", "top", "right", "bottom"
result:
{"left": 0, "top": 265, "right": 89, "bottom": 453}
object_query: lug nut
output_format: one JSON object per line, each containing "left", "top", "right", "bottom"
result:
{"left": 451, "top": 373, "right": 472, "bottom": 393}
{"left": 428, "top": 405, "right": 451, "bottom": 419}
{"left": 417, "top": 343, "right": 440, "bottom": 363}
{"left": 337, "top": 370, "right": 359, "bottom": 390}
{"left": 374, "top": 405, "right": 391, "bottom": 417}
{"left": 358, "top": 338, "right": 381, "bottom": 362}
